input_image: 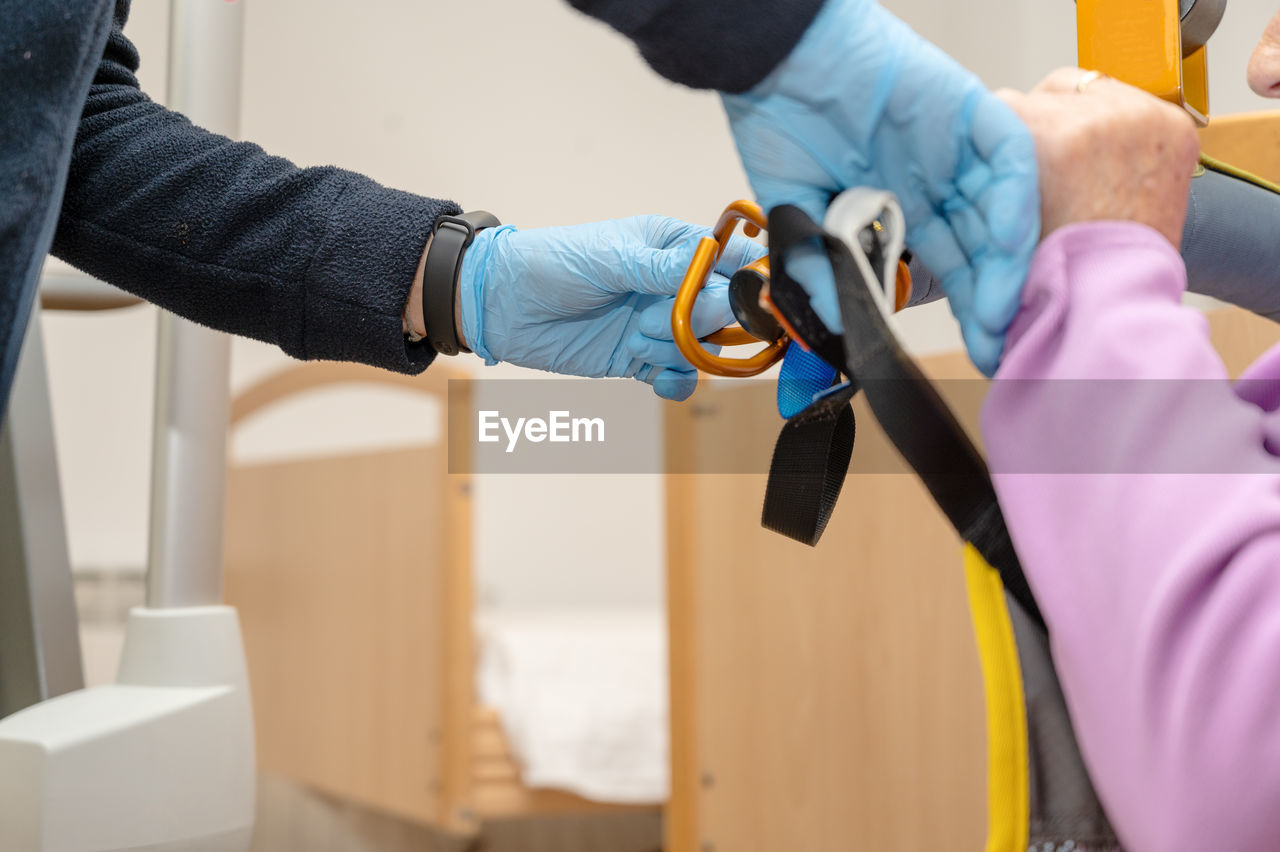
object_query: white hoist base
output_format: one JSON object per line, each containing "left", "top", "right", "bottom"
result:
{"left": 0, "top": 606, "right": 255, "bottom": 852}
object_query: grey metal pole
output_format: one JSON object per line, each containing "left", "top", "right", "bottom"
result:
{"left": 40, "top": 263, "right": 142, "bottom": 312}
{"left": 146, "top": 0, "right": 245, "bottom": 609}
{"left": 0, "top": 307, "right": 85, "bottom": 717}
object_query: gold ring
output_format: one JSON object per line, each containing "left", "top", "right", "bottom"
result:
{"left": 1076, "top": 70, "right": 1107, "bottom": 94}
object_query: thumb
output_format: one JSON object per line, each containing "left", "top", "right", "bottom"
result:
{"left": 753, "top": 181, "right": 832, "bottom": 230}
{"left": 713, "top": 233, "right": 768, "bottom": 278}
{"left": 787, "top": 192, "right": 833, "bottom": 228}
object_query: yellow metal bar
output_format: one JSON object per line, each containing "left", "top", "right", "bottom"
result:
{"left": 1183, "top": 46, "right": 1210, "bottom": 125}
{"left": 1077, "top": 0, "right": 1208, "bottom": 125}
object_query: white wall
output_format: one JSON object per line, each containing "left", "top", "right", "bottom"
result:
{"left": 42, "top": 0, "right": 1280, "bottom": 608}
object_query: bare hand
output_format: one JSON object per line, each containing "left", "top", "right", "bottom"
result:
{"left": 997, "top": 68, "right": 1200, "bottom": 248}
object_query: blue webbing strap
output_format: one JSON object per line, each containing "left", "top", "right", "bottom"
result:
{"left": 777, "top": 341, "right": 838, "bottom": 419}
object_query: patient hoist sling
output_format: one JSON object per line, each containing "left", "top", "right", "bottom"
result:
{"left": 667, "top": 0, "right": 1276, "bottom": 846}
{"left": 674, "top": 189, "right": 1116, "bottom": 850}
{"left": 671, "top": 164, "right": 1280, "bottom": 852}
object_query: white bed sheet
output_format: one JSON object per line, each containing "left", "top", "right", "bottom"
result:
{"left": 475, "top": 609, "right": 668, "bottom": 804}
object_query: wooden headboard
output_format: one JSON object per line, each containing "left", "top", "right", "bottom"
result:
{"left": 223, "top": 360, "right": 473, "bottom": 829}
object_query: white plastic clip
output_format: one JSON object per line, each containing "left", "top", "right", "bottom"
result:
{"left": 823, "top": 188, "right": 906, "bottom": 323}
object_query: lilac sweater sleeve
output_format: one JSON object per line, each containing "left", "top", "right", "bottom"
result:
{"left": 981, "top": 222, "right": 1280, "bottom": 852}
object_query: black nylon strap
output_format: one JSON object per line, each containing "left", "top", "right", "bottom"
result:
{"left": 761, "top": 383, "right": 857, "bottom": 546}
{"left": 764, "top": 204, "right": 1043, "bottom": 628}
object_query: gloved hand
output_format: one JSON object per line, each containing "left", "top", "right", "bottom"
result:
{"left": 457, "top": 216, "right": 763, "bottom": 401}
{"left": 721, "top": 0, "right": 1040, "bottom": 376}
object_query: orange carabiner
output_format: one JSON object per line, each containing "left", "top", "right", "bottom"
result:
{"left": 672, "top": 201, "right": 789, "bottom": 378}
{"left": 673, "top": 200, "right": 915, "bottom": 381}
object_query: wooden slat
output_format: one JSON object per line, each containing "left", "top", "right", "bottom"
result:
{"left": 225, "top": 445, "right": 446, "bottom": 826}
{"left": 467, "top": 704, "right": 658, "bottom": 820}
{"left": 665, "top": 356, "right": 990, "bottom": 852}
{"left": 1206, "top": 304, "right": 1280, "bottom": 375}
{"left": 663, "top": 424, "right": 703, "bottom": 852}
{"left": 471, "top": 784, "right": 658, "bottom": 821}
{"left": 224, "top": 361, "right": 469, "bottom": 830}
{"left": 1199, "top": 110, "right": 1280, "bottom": 183}
{"left": 439, "top": 379, "right": 477, "bottom": 834}
{"left": 472, "top": 724, "right": 513, "bottom": 761}
{"left": 473, "top": 760, "right": 521, "bottom": 786}
{"left": 229, "top": 360, "right": 454, "bottom": 427}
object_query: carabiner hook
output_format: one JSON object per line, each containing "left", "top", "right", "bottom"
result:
{"left": 673, "top": 198, "right": 916, "bottom": 380}
{"left": 672, "top": 201, "right": 789, "bottom": 378}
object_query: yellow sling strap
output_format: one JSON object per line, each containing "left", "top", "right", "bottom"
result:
{"left": 964, "top": 545, "right": 1030, "bottom": 852}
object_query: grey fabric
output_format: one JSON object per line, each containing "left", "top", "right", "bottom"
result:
{"left": 1007, "top": 594, "right": 1123, "bottom": 851}
{"left": 1181, "top": 0, "right": 1227, "bottom": 54}
{"left": 1181, "top": 167, "right": 1280, "bottom": 318}
{"left": 907, "top": 167, "right": 1280, "bottom": 319}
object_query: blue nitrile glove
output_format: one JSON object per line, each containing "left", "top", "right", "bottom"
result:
{"left": 457, "top": 216, "right": 764, "bottom": 402}
{"left": 721, "top": 0, "right": 1040, "bottom": 376}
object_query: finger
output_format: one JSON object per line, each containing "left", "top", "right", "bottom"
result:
{"left": 629, "top": 223, "right": 766, "bottom": 299}
{"left": 637, "top": 280, "right": 734, "bottom": 340}
{"left": 966, "top": 96, "right": 1040, "bottom": 333}
{"left": 749, "top": 175, "right": 833, "bottom": 228}
{"left": 1035, "top": 66, "right": 1092, "bottom": 95}
{"left": 713, "top": 233, "right": 767, "bottom": 278}
{"left": 972, "top": 247, "right": 1031, "bottom": 336}
{"left": 917, "top": 219, "right": 996, "bottom": 373}
{"left": 785, "top": 241, "right": 841, "bottom": 333}
{"left": 641, "top": 215, "right": 715, "bottom": 251}
{"left": 621, "top": 248, "right": 694, "bottom": 296}
{"left": 945, "top": 187, "right": 1028, "bottom": 338}
{"left": 626, "top": 332, "right": 722, "bottom": 373}
{"left": 908, "top": 213, "right": 971, "bottom": 296}
{"left": 993, "top": 87, "right": 1024, "bottom": 105}
{"left": 599, "top": 217, "right": 713, "bottom": 297}
{"left": 935, "top": 260, "right": 1004, "bottom": 376}
{"left": 969, "top": 93, "right": 1040, "bottom": 252}
{"left": 954, "top": 160, "right": 994, "bottom": 208}
{"left": 781, "top": 189, "right": 833, "bottom": 228}
{"left": 649, "top": 368, "right": 700, "bottom": 402}
{"left": 644, "top": 218, "right": 765, "bottom": 286}
{"left": 960, "top": 320, "right": 1003, "bottom": 378}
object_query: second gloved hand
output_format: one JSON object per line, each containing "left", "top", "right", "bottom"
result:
{"left": 722, "top": 0, "right": 1040, "bottom": 375}
{"left": 457, "top": 215, "right": 763, "bottom": 401}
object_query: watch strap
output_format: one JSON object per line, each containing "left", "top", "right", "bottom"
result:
{"left": 422, "top": 210, "right": 501, "bottom": 356}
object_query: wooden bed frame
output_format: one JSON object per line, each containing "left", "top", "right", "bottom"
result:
{"left": 223, "top": 363, "right": 652, "bottom": 837}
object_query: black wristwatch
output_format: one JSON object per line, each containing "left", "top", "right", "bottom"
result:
{"left": 422, "top": 210, "right": 501, "bottom": 356}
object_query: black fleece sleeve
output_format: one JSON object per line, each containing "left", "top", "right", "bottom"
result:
{"left": 51, "top": 0, "right": 460, "bottom": 373}
{"left": 568, "top": 0, "right": 826, "bottom": 93}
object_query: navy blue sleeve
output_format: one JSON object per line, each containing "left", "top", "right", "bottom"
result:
{"left": 568, "top": 0, "right": 826, "bottom": 93}
{"left": 51, "top": 0, "right": 459, "bottom": 373}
